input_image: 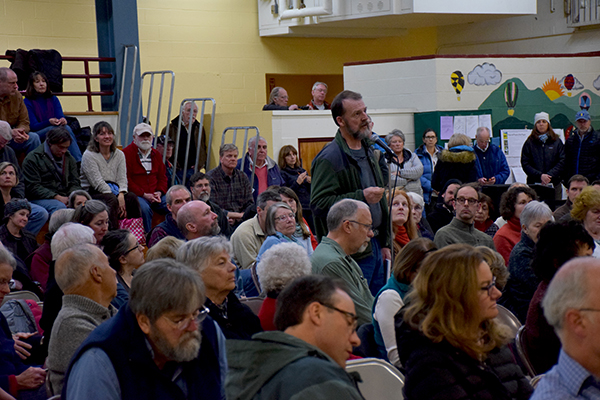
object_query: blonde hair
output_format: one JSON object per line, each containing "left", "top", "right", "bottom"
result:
{"left": 448, "top": 133, "right": 472, "bottom": 148}
{"left": 571, "top": 186, "right": 600, "bottom": 221}
{"left": 476, "top": 246, "right": 509, "bottom": 290}
{"left": 403, "top": 244, "right": 509, "bottom": 360}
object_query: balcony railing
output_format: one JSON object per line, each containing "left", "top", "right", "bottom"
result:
{"left": 0, "top": 54, "right": 116, "bottom": 112}
{"left": 566, "top": 0, "right": 600, "bottom": 27}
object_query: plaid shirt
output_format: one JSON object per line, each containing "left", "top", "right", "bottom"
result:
{"left": 206, "top": 165, "right": 254, "bottom": 213}
{"left": 531, "top": 349, "right": 600, "bottom": 400}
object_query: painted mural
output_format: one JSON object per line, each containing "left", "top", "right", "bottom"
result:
{"left": 476, "top": 75, "right": 600, "bottom": 137}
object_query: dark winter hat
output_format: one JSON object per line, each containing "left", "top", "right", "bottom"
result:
{"left": 4, "top": 198, "right": 31, "bottom": 219}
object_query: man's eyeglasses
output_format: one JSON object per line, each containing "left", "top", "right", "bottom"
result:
{"left": 319, "top": 302, "right": 359, "bottom": 331}
{"left": 455, "top": 197, "right": 479, "bottom": 206}
{"left": 123, "top": 242, "right": 142, "bottom": 256}
{"left": 345, "top": 220, "right": 373, "bottom": 232}
{"left": 578, "top": 308, "right": 600, "bottom": 313}
{"left": 480, "top": 276, "right": 497, "bottom": 297}
{"left": 274, "top": 213, "right": 295, "bottom": 222}
{"left": 164, "top": 306, "right": 210, "bottom": 331}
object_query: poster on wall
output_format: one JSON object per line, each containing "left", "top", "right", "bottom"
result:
{"left": 440, "top": 114, "right": 492, "bottom": 140}
{"left": 501, "top": 129, "right": 564, "bottom": 183}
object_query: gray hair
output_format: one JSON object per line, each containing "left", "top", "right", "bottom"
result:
{"left": 48, "top": 208, "right": 76, "bottom": 236}
{"left": 327, "top": 199, "right": 367, "bottom": 232}
{"left": 264, "top": 202, "right": 294, "bottom": 236}
{"left": 0, "top": 244, "right": 16, "bottom": 270}
{"left": 129, "top": 258, "right": 206, "bottom": 323}
{"left": 248, "top": 135, "right": 266, "bottom": 150}
{"left": 386, "top": 129, "right": 405, "bottom": 145}
{"left": 257, "top": 242, "right": 311, "bottom": 294}
{"left": 176, "top": 236, "right": 232, "bottom": 275}
{"left": 476, "top": 126, "right": 491, "bottom": 137}
{"left": 268, "top": 87, "right": 283, "bottom": 104}
{"left": 55, "top": 244, "right": 102, "bottom": 292}
{"left": 407, "top": 192, "right": 424, "bottom": 209}
{"left": 67, "top": 190, "right": 91, "bottom": 209}
{"left": 51, "top": 222, "right": 96, "bottom": 260}
{"left": 520, "top": 200, "right": 553, "bottom": 229}
{"left": 146, "top": 237, "right": 185, "bottom": 262}
{"left": 0, "top": 121, "right": 11, "bottom": 141}
{"left": 166, "top": 185, "right": 191, "bottom": 205}
{"left": 219, "top": 143, "right": 238, "bottom": 157}
{"left": 312, "top": 81, "right": 328, "bottom": 91}
{"left": 0, "top": 68, "right": 12, "bottom": 82}
{"left": 257, "top": 190, "right": 282, "bottom": 210}
{"left": 542, "top": 257, "right": 600, "bottom": 336}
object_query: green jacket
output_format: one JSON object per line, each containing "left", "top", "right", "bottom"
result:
{"left": 310, "top": 131, "right": 389, "bottom": 248}
{"left": 311, "top": 237, "right": 375, "bottom": 326}
{"left": 226, "top": 331, "right": 363, "bottom": 400}
{"left": 23, "top": 143, "right": 81, "bottom": 200}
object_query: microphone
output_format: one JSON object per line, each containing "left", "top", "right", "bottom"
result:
{"left": 371, "top": 134, "right": 398, "bottom": 161}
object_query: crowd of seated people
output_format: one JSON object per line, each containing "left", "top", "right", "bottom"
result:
{"left": 1, "top": 78, "right": 600, "bottom": 400}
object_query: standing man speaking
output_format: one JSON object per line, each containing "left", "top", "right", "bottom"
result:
{"left": 311, "top": 90, "right": 390, "bottom": 294}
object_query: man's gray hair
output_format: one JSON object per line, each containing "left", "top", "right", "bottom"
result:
{"left": 219, "top": 143, "right": 238, "bottom": 157}
{"left": 55, "top": 244, "right": 101, "bottom": 293}
{"left": 386, "top": 129, "right": 405, "bottom": 146}
{"left": 257, "top": 242, "right": 311, "bottom": 294}
{"left": 520, "top": 200, "right": 553, "bottom": 229}
{"left": 176, "top": 236, "right": 232, "bottom": 275}
{"left": 48, "top": 208, "right": 76, "bottom": 236}
{"left": 476, "top": 126, "right": 491, "bottom": 137}
{"left": 0, "top": 244, "right": 16, "bottom": 270}
{"left": 327, "top": 199, "right": 366, "bottom": 232}
{"left": 0, "top": 121, "right": 11, "bottom": 141}
{"left": 264, "top": 202, "right": 294, "bottom": 236}
{"left": 183, "top": 100, "right": 198, "bottom": 111}
{"left": 130, "top": 258, "right": 206, "bottom": 323}
{"left": 166, "top": 185, "right": 191, "bottom": 205}
{"left": 248, "top": 135, "right": 266, "bottom": 150}
{"left": 51, "top": 222, "right": 96, "bottom": 260}
{"left": 542, "top": 257, "right": 598, "bottom": 336}
{"left": 312, "top": 81, "right": 328, "bottom": 91}
{"left": 0, "top": 67, "right": 11, "bottom": 82}
{"left": 268, "top": 87, "right": 283, "bottom": 104}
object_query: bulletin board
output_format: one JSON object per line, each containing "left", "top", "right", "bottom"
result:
{"left": 413, "top": 109, "right": 494, "bottom": 148}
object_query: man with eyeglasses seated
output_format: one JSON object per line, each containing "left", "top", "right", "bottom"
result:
{"left": 531, "top": 257, "right": 600, "bottom": 400}
{"left": 63, "top": 259, "right": 227, "bottom": 400}
{"left": 434, "top": 183, "right": 496, "bottom": 250}
{"left": 311, "top": 199, "right": 375, "bottom": 326}
{"left": 226, "top": 275, "right": 364, "bottom": 400}
{"left": 46, "top": 244, "right": 118, "bottom": 396}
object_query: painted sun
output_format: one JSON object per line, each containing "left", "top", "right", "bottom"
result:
{"left": 542, "top": 77, "right": 564, "bottom": 101}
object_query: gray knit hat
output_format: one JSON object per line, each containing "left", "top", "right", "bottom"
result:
{"left": 4, "top": 199, "right": 31, "bottom": 220}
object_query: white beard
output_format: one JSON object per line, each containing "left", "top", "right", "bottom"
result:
{"left": 137, "top": 140, "right": 152, "bottom": 151}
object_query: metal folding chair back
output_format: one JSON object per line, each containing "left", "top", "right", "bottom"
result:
{"left": 221, "top": 126, "right": 260, "bottom": 189}
{"left": 346, "top": 358, "right": 405, "bottom": 400}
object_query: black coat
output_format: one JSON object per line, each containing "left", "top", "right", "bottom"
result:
{"left": 564, "top": 127, "right": 600, "bottom": 183}
{"left": 205, "top": 292, "right": 262, "bottom": 340}
{"left": 431, "top": 149, "right": 479, "bottom": 193}
{"left": 280, "top": 165, "right": 311, "bottom": 210}
{"left": 520, "top": 135, "right": 565, "bottom": 185}
{"left": 395, "top": 316, "right": 533, "bottom": 400}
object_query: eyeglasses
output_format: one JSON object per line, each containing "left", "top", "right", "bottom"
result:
{"left": 163, "top": 306, "right": 210, "bottom": 331}
{"left": 319, "top": 302, "right": 359, "bottom": 332}
{"left": 274, "top": 213, "right": 295, "bottom": 222}
{"left": 0, "top": 279, "right": 13, "bottom": 287}
{"left": 123, "top": 242, "right": 143, "bottom": 256}
{"left": 480, "top": 276, "right": 497, "bottom": 296}
{"left": 455, "top": 197, "right": 479, "bottom": 206}
{"left": 424, "top": 136, "right": 437, "bottom": 140}
{"left": 578, "top": 308, "right": 600, "bottom": 313}
{"left": 345, "top": 220, "right": 374, "bottom": 232}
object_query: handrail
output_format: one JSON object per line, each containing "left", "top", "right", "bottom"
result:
{"left": 0, "top": 54, "right": 116, "bottom": 112}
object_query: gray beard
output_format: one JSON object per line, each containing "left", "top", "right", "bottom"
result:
{"left": 198, "top": 193, "right": 210, "bottom": 202}
{"left": 149, "top": 326, "right": 202, "bottom": 363}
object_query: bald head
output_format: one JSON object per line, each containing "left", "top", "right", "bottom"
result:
{"left": 177, "top": 200, "right": 220, "bottom": 240}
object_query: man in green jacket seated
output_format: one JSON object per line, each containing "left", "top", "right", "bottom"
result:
{"left": 226, "top": 275, "right": 363, "bottom": 400}
{"left": 311, "top": 198, "right": 375, "bottom": 325}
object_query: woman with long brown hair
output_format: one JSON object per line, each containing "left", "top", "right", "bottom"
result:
{"left": 395, "top": 244, "right": 532, "bottom": 399}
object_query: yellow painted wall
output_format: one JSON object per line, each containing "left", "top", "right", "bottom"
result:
{"left": 0, "top": 0, "right": 437, "bottom": 167}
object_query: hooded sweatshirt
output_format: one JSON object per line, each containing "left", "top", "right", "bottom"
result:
{"left": 226, "top": 331, "right": 364, "bottom": 400}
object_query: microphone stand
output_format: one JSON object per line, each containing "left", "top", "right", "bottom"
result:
{"left": 384, "top": 150, "right": 400, "bottom": 280}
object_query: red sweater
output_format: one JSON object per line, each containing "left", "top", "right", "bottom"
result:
{"left": 493, "top": 217, "right": 522, "bottom": 265}
{"left": 122, "top": 143, "right": 168, "bottom": 196}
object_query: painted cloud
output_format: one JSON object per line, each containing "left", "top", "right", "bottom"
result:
{"left": 594, "top": 75, "right": 600, "bottom": 90}
{"left": 559, "top": 75, "right": 584, "bottom": 90}
{"left": 467, "top": 63, "right": 502, "bottom": 86}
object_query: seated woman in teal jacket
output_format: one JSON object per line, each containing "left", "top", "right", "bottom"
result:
{"left": 23, "top": 71, "right": 82, "bottom": 162}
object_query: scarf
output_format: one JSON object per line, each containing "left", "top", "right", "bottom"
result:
{"left": 395, "top": 226, "right": 410, "bottom": 247}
